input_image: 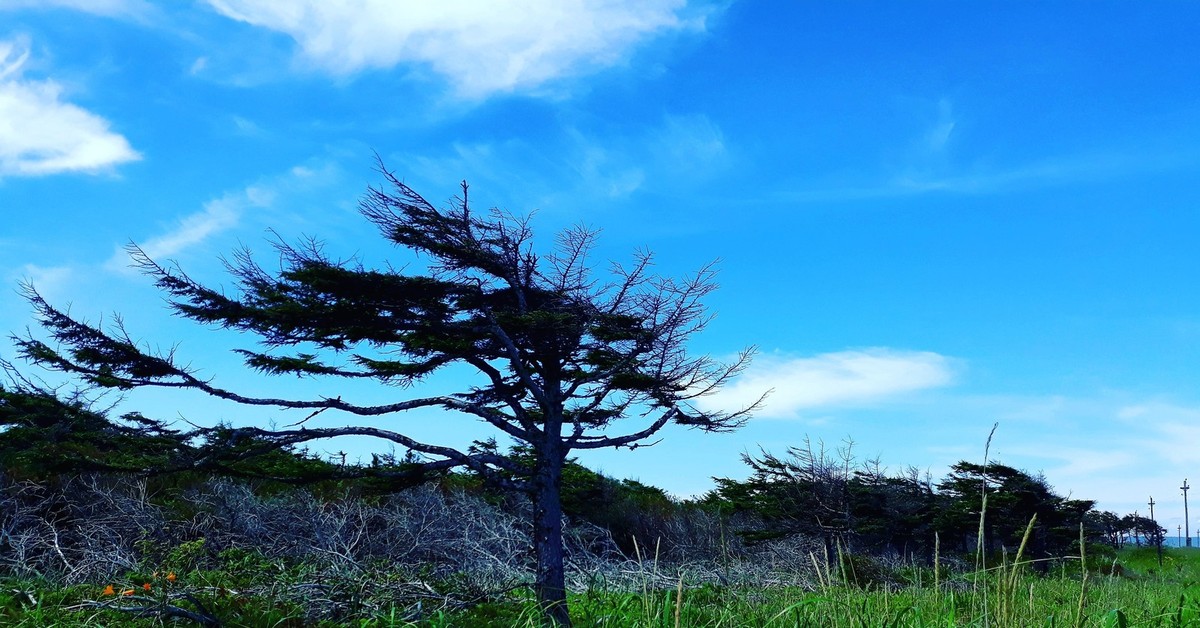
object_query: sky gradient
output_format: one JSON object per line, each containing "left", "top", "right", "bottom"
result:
{"left": 3, "top": 1, "right": 1200, "bottom": 533}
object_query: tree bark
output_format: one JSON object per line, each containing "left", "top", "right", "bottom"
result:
{"left": 532, "top": 451, "right": 570, "bottom": 626}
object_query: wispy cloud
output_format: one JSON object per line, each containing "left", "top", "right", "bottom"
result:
{"left": 230, "top": 115, "right": 264, "bottom": 136}
{"left": 650, "top": 114, "right": 728, "bottom": 175}
{"left": 203, "top": 0, "right": 709, "bottom": 98}
{"left": 921, "top": 98, "right": 956, "bottom": 154}
{"left": 700, "top": 348, "right": 956, "bottom": 419}
{"left": 103, "top": 160, "right": 345, "bottom": 273}
{"left": 0, "top": 36, "right": 140, "bottom": 177}
{"left": 898, "top": 394, "right": 1200, "bottom": 516}
{"left": 0, "top": 0, "right": 153, "bottom": 18}
{"left": 1116, "top": 401, "right": 1200, "bottom": 466}
{"left": 11, "top": 263, "right": 73, "bottom": 300}
{"left": 105, "top": 184, "right": 274, "bottom": 273}
{"left": 890, "top": 152, "right": 1134, "bottom": 195}
{"left": 774, "top": 147, "right": 1196, "bottom": 205}
{"left": 394, "top": 113, "right": 730, "bottom": 215}
{"left": 766, "top": 95, "right": 1200, "bottom": 205}
{"left": 1007, "top": 444, "right": 1137, "bottom": 478}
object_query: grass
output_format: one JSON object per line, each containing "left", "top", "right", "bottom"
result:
{"left": 5, "top": 546, "right": 1200, "bottom": 626}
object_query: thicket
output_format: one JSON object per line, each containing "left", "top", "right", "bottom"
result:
{"left": 0, "top": 379, "right": 1171, "bottom": 624}
{"left": 707, "top": 438, "right": 1130, "bottom": 566}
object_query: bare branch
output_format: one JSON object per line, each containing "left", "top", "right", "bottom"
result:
{"left": 193, "top": 424, "right": 529, "bottom": 492}
{"left": 568, "top": 407, "right": 678, "bottom": 450}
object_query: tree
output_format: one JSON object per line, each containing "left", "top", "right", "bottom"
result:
{"left": 936, "top": 461, "right": 1094, "bottom": 560}
{"left": 710, "top": 438, "right": 857, "bottom": 552}
{"left": 0, "top": 367, "right": 185, "bottom": 480}
{"left": 711, "top": 440, "right": 939, "bottom": 559}
{"left": 13, "top": 165, "right": 758, "bottom": 626}
{"left": 1120, "top": 513, "right": 1165, "bottom": 548}
{"left": 1084, "top": 510, "right": 1123, "bottom": 549}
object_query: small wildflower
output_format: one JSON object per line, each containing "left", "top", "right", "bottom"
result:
{"left": 143, "top": 583, "right": 152, "bottom": 591}
{"left": 122, "top": 589, "right": 135, "bottom": 596}
{"left": 102, "top": 585, "right": 115, "bottom": 596}
{"left": 166, "top": 572, "right": 177, "bottom": 583}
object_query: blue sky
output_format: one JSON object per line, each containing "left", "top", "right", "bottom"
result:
{"left": 3, "top": 1, "right": 1200, "bottom": 531}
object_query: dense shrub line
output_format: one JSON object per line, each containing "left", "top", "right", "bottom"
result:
{"left": 0, "top": 381, "right": 1172, "bottom": 623}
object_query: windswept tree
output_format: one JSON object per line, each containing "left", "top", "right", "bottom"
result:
{"left": 936, "top": 461, "right": 1094, "bottom": 560}
{"left": 1120, "top": 513, "right": 1166, "bottom": 548}
{"left": 13, "top": 165, "right": 758, "bottom": 626}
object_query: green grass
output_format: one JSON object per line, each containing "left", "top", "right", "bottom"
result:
{"left": 6, "top": 546, "right": 1200, "bottom": 626}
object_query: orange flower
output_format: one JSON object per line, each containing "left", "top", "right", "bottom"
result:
{"left": 122, "top": 589, "right": 135, "bottom": 596}
{"left": 143, "top": 583, "right": 152, "bottom": 591}
{"left": 166, "top": 572, "right": 177, "bottom": 583}
{"left": 102, "top": 585, "right": 115, "bottom": 596}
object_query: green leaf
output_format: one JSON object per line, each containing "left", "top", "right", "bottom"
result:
{"left": 1102, "top": 609, "right": 1129, "bottom": 628}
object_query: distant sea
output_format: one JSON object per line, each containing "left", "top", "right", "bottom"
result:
{"left": 1131, "top": 536, "right": 1197, "bottom": 548}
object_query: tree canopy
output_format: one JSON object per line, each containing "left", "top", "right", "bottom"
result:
{"left": 0, "top": 368, "right": 183, "bottom": 480}
{"left": 710, "top": 443, "right": 1103, "bottom": 564}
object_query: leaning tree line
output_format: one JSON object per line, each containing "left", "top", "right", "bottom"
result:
{"left": 0, "top": 372, "right": 1167, "bottom": 623}
{"left": 708, "top": 438, "right": 1165, "bottom": 563}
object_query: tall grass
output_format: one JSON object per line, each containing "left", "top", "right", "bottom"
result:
{"left": 8, "top": 428, "right": 1198, "bottom": 626}
{"left": 6, "top": 546, "right": 1200, "bottom": 625}
{"left": 551, "top": 546, "right": 1200, "bottom": 628}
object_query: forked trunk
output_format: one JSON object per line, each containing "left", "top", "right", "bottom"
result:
{"left": 532, "top": 454, "right": 570, "bottom": 626}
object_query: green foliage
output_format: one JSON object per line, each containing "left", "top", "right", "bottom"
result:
{"left": 165, "top": 538, "right": 208, "bottom": 573}
{"left": 1102, "top": 608, "right": 1129, "bottom": 628}
{"left": 10, "top": 374, "right": 1195, "bottom": 626}
{"left": 836, "top": 552, "right": 894, "bottom": 589}
{"left": 3, "top": 487, "right": 1200, "bottom": 626}
{"left": 712, "top": 445, "right": 1100, "bottom": 564}
{"left": 0, "top": 382, "right": 184, "bottom": 479}
{"left": 937, "top": 461, "right": 1095, "bottom": 559}
{"left": 460, "top": 443, "right": 687, "bottom": 557}
{"left": 559, "top": 464, "right": 679, "bottom": 555}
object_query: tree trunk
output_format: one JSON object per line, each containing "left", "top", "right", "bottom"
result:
{"left": 532, "top": 453, "right": 570, "bottom": 626}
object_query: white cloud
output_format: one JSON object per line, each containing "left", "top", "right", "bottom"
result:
{"left": 1113, "top": 401, "right": 1200, "bottom": 467}
{"left": 910, "top": 395, "right": 1200, "bottom": 516}
{"left": 566, "top": 113, "right": 727, "bottom": 199}
{"left": 568, "top": 131, "right": 646, "bottom": 199}
{"left": 393, "top": 113, "right": 731, "bottom": 214}
{"left": 774, "top": 148, "right": 1175, "bottom": 205}
{"left": 105, "top": 185, "right": 273, "bottom": 273}
{"left": 0, "top": 36, "right": 140, "bottom": 177}
{"left": 652, "top": 114, "right": 727, "bottom": 172}
{"left": 1008, "top": 444, "right": 1136, "bottom": 478}
{"left": 103, "top": 161, "right": 346, "bottom": 273}
{"left": 1117, "top": 401, "right": 1200, "bottom": 424}
{"left": 203, "top": 0, "right": 705, "bottom": 98}
{"left": 230, "top": 115, "right": 264, "bottom": 136}
{"left": 701, "top": 348, "right": 956, "bottom": 419}
{"left": 13, "top": 263, "right": 73, "bottom": 300}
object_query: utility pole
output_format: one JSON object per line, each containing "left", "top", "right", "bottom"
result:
{"left": 1183, "top": 479, "right": 1192, "bottom": 547}
{"left": 1150, "top": 496, "right": 1162, "bottom": 566}
{"left": 1180, "top": 524, "right": 1183, "bottom": 547}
